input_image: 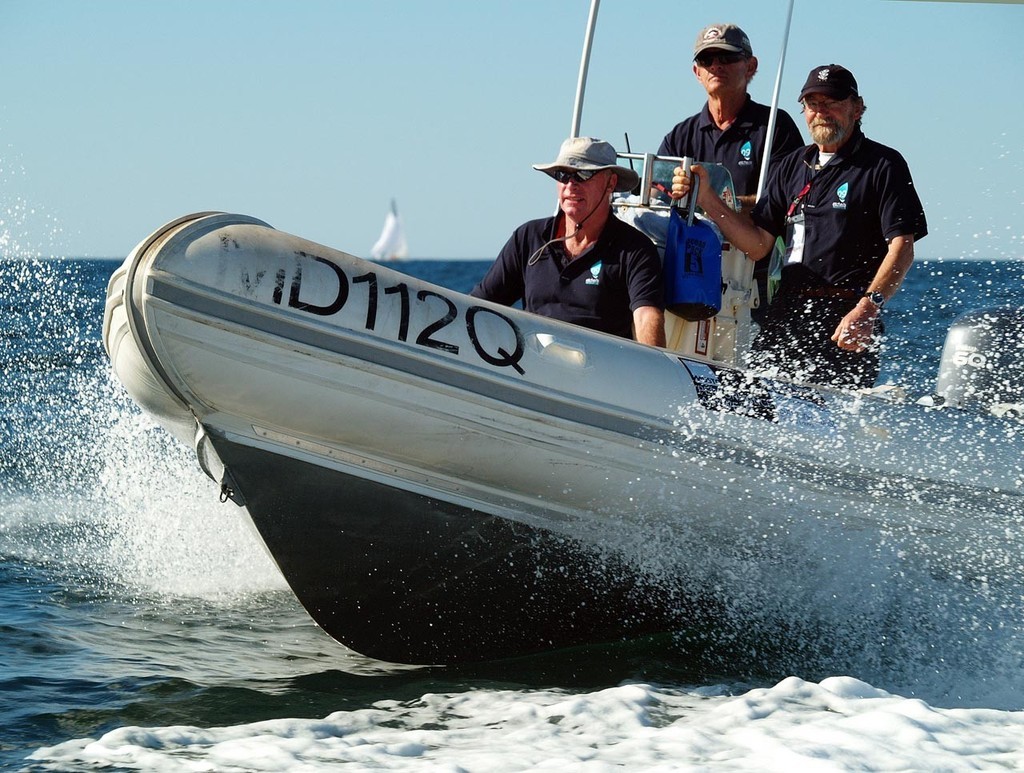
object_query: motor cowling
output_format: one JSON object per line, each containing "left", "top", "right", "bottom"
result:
{"left": 936, "top": 307, "right": 1024, "bottom": 412}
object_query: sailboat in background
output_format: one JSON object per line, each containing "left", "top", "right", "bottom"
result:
{"left": 370, "top": 198, "right": 408, "bottom": 261}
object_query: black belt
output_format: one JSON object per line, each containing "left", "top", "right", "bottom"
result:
{"left": 793, "top": 287, "right": 861, "bottom": 300}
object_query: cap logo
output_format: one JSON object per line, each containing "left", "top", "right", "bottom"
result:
{"left": 703, "top": 28, "right": 723, "bottom": 41}
{"left": 818, "top": 68, "right": 831, "bottom": 82}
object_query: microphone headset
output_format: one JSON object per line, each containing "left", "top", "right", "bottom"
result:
{"left": 527, "top": 172, "right": 616, "bottom": 266}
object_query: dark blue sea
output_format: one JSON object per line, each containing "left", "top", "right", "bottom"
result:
{"left": 3, "top": 255, "right": 1024, "bottom": 771}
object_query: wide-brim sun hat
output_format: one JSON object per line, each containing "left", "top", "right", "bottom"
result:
{"left": 533, "top": 137, "right": 640, "bottom": 193}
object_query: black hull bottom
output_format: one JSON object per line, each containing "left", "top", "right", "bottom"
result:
{"left": 212, "top": 437, "right": 695, "bottom": 664}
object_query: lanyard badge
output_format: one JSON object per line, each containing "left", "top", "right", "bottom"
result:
{"left": 786, "top": 181, "right": 812, "bottom": 222}
{"left": 784, "top": 181, "right": 812, "bottom": 266}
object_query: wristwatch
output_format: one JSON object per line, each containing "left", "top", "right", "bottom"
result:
{"left": 864, "top": 291, "right": 886, "bottom": 308}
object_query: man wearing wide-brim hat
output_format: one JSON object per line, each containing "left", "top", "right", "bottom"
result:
{"left": 672, "top": 64, "right": 928, "bottom": 390}
{"left": 472, "top": 137, "right": 665, "bottom": 347}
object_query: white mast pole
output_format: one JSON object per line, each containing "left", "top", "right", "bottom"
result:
{"left": 570, "top": 0, "right": 601, "bottom": 138}
{"left": 756, "top": 0, "right": 796, "bottom": 200}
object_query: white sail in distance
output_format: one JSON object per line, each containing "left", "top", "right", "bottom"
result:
{"left": 370, "top": 199, "right": 409, "bottom": 261}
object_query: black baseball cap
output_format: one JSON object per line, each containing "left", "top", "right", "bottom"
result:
{"left": 799, "top": 64, "right": 859, "bottom": 101}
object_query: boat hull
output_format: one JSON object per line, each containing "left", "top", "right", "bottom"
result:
{"left": 102, "top": 212, "right": 1024, "bottom": 665}
{"left": 212, "top": 435, "right": 694, "bottom": 664}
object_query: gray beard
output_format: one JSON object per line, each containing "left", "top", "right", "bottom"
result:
{"left": 810, "top": 119, "right": 850, "bottom": 147}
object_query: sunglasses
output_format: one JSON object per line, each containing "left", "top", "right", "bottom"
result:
{"left": 694, "top": 52, "right": 747, "bottom": 68}
{"left": 551, "top": 169, "right": 600, "bottom": 184}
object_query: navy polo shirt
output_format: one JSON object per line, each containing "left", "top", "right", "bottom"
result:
{"left": 750, "top": 128, "right": 928, "bottom": 289}
{"left": 658, "top": 96, "right": 804, "bottom": 197}
{"left": 470, "top": 211, "right": 664, "bottom": 339}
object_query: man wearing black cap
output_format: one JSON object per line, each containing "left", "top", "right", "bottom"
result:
{"left": 672, "top": 64, "right": 928, "bottom": 390}
{"left": 658, "top": 23, "right": 804, "bottom": 321}
{"left": 473, "top": 137, "right": 666, "bottom": 346}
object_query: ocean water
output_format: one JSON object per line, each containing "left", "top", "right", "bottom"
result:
{"left": 2, "top": 255, "right": 1024, "bottom": 771}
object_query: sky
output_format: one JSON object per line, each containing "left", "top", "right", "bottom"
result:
{"left": 1, "top": 0, "right": 1022, "bottom": 261}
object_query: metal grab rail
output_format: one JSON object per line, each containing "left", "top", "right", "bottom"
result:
{"left": 614, "top": 153, "right": 739, "bottom": 214}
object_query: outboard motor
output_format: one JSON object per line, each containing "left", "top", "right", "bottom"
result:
{"left": 936, "top": 307, "right": 1024, "bottom": 414}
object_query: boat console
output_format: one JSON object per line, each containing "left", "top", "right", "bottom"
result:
{"left": 612, "top": 154, "right": 757, "bottom": 368}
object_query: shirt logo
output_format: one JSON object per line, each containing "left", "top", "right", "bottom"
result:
{"left": 740, "top": 141, "right": 752, "bottom": 161}
{"left": 586, "top": 261, "right": 602, "bottom": 285}
{"left": 833, "top": 181, "right": 849, "bottom": 209}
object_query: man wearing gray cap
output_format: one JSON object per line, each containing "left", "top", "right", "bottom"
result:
{"left": 472, "top": 137, "right": 666, "bottom": 347}
{"left": 659, "top": 23, "right": 804, "bottom": 322}
{"left": 672, "top": 65, "right": 928, "bottom": 390}
{"left": 660, "top": 23, "right": 803, "bottom": 214}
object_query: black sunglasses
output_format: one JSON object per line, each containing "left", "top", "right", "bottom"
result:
{"left": 551, "top": 169, "right": 599, "bottom": 184}
{"left": 694, "top": 52, "right": 747, "bottom": 68}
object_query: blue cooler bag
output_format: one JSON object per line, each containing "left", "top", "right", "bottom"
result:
{"left": 663, "top": 196, "right": 722, "bottom": 321}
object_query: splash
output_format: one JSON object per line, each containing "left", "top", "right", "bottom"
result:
{"left": 90, "top": 379, "right": 289, "bottom": 597}
{"left": 1, "top": 258, "right": 286, "bottom": 601}
{"left": 569, "top": 382, "right": 1024, "bottom": 707}
{"left": 0, "top": 152, "right": 65, "bottom": 260}
{"left": 574, "top": 462, "right": 1024, "bottom": 707}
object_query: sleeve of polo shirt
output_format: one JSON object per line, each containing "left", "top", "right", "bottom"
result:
{"left": 875, "top": 153, "right": 929, "bottom": 243}
{"left": 470, "top": 227, "right": 528, "bottom": 306}
{"left": 750, "top": 161, "right": 792, "bottom": 240}
{"left": 658, "top": 119, "right": 692, "bottom": 158}
{"left": 626, "top": 240, "right": 666, "bottom": 311}
{"left": 771, "top": 110, "right": 805, "bottom": 162}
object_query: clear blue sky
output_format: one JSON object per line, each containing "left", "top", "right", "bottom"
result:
{"left": 1, "top": 0, "right": 1022, "bottom": 260}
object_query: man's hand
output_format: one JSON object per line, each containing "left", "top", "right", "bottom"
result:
{"left": 669, "top": 164, "right": 775, "bottom": 261}
{"left": 831, "top": 299, "right": 880, "bottom": 352}
{"left": 670, "top": 164, "right": 710, "bottom": 204}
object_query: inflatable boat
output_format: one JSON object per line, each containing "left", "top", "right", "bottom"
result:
{"left": 102, "top": 210, "right": 1024, "bottom": 664}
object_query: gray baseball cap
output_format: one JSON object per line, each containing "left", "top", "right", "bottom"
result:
{"left": 693, "top": 23, "right": 753, "bottom": 58}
